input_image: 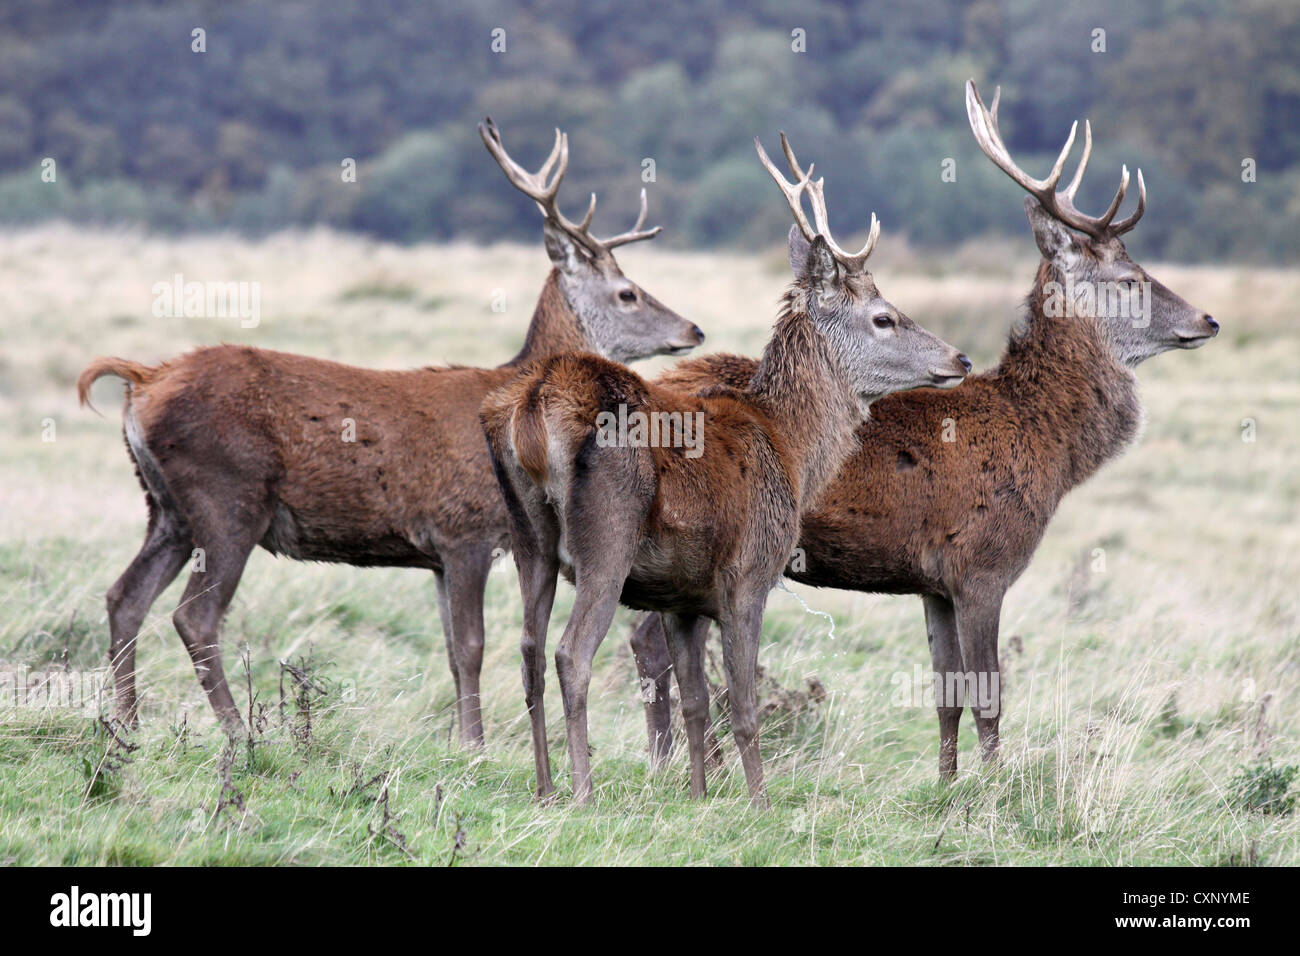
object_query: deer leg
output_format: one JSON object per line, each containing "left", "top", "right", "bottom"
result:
{"left": 519, "top": 549, "right": 559, "bottom": 798}
{"left": 499, "top": 541, "right": 560, "bottom": 796}
{"left": 555, "top": 469, "right": 647, "bottom": 806}
{"left": 432, "top": 571, "right": 462, "bottom": 725}
{"left": 440, "top": 545, "right": 493, "bottom": 749}
{"left": 688, "top": 615, "right": 724, "bottom": 769}
{"left": 508, "top": 504, "right": 561, "bottom": 796}
{"left": 923, "top": 594, "right": 963, "bottom": 780}
{"left": 627, "top": 613, "right": 673, "bottom": 768}
{"left": 954, "top": 593, "right": 1004, "bottom": 766}
{"left": 660, "top": 612, "right": 710, "bottom": 798}
{"left": 105, "top": 505, "right": 192, "bottom": 727}
{"left": 630, "top": 613, "right": 723, "bottom": 770}
{"left": 170, "top": 509, "right": 271, "bottom": 741}
{"left": 554, "top": 549, "right": 636, "bottom": 806}
{"left": 490, "top": 450, "right": 562, "bottom": 798}
{"left": 719, "top": 593, "right": 769, "bottom": 809}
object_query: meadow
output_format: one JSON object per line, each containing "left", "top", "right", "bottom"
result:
{"left": 0, "top": 224, "right": 1296, "bottom": 865}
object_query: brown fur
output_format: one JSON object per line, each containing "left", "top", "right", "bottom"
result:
{"left": 658, "top": 261, "right": 1141, "bottom": 594}
{"left": 78, "top": 266, "right": 698, "bottom": 746}
{"left": 641, "top": 258, "right": 1193, "bottom": 776}
{"left": 483, "top": 260, "right": 966, "bottom": 805}
{"left": 634, "top": 87, "right": 1217, "bottom": 782}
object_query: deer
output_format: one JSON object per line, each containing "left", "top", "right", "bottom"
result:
{"left": 481, "top": 133, "right": 971, "bottom": 806}
{"left": 630, "top": 80, "right": 1220, "bottom": 779}
{"left": 76, "top": 119, "right": 704, "bottom": 747}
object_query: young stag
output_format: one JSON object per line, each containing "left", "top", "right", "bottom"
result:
{"left": 636, "top": 80, "right": 1220, "bottom": 778}
{"left": 482, "top": 135, "right": 970, "bottom": 805}
{"left": 77, "top": 120, "right": 703, "bottom": 745}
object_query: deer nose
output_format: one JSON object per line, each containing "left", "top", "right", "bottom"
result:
{"left": 1203, "top": 315, "right": 1219, "bottom": 335}
{"left": 690, "top": 324, "right": 705, "bottom": 343}
{"left": 957, "top": 354, "right": 973, "bottom": 372}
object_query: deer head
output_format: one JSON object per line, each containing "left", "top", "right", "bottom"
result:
{"left": 479, "top": 118, "right": 703, "bottom": 362}
{"left": 966, "top": 80, "right": 1218, "bottom": 366}
{"left": 756, "top": 133, "right": 971, "bottom": 404}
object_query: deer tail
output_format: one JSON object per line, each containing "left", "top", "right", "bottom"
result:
{"left": 77, "top": 357, "right": 155, "bottom": 415}
{"left": 480, "top": 373, "right": 551, "bottom": 486}
{"left": 511, "top": 397, "right": 551, "bottom": 486}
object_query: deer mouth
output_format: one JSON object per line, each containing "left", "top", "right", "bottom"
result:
{"left": 665, "top": 344, "right": 697, "bottom": 356}
{"left": 1174, "top": 332, "right": 1214, "bottom": 349}
{"left": 928, "top": 370, "right": 967, "bottom": 388}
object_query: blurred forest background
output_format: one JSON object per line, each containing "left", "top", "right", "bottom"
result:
{"left": 0, "top": 0, "right": 1296, "bottom": 262}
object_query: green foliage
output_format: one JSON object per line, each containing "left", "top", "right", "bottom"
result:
{"left": 0, "top": 0, "right": 1294, "bottom": 260}
{"left": 1230, "top": 760, "right": 1298, "bottom": 816}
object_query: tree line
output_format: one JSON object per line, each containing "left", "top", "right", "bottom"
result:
{"left": 0, "top": 0, "right": 1295, "bottom": 262}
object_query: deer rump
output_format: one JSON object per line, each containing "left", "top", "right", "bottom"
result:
{"left": 483, "top": 351, "right": 800, "bottom": 618}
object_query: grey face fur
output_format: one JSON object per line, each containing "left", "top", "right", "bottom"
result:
{"left": 1026, "top": 199, "right": 1218, "bottom": 366}
{"left": 788, "top": 227, "right": 969, "bottom": 404}
{"left": 545, "top": 223, "right": 704, "bottom": 364}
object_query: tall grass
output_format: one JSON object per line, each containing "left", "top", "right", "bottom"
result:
{"left": 0, "top": 226, "right": 1295, "bottom": 864}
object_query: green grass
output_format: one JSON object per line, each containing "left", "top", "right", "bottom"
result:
{"left": 0, "top": 226, "right": 1296, "bottom": 865}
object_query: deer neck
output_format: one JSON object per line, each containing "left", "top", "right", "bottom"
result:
{"left": 750, "top": 296, "right": 863, "bottom": 507}
{"left": 994, "top": 260, "right": 1143, "bottom": 492}
{"left": 502, "top": 270, "right": 589, "bottom": 367}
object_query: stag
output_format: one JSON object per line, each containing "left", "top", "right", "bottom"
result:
{"left": 482, "top": 134, "right": 969, "bottom": 805}
{"left": 636, "top": 80, "right": 1219, "bottom": 777}
{"left": 77, "top": 120, "right": 703, "bottom": 745}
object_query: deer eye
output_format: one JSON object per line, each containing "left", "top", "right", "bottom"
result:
{"left": 618, "top": 289, "right": 637, "bottom": 303}
{"left": 872, "top": 314, "right": 895, "bottom": 329}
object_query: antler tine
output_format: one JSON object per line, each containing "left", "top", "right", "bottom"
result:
{"left": 1062, "top": 120, "right": 1093, "bottom": 202}
{"left": 536, "top": 128, "right": 564, "bottom": 185}
{"left": 601, "top": 189, "right": 663, "bottom": 250}
{"left": 479, "top": 119, "right": 568, "bottom": 211}
{"left": 852, "top": 212, "right": 881, "bottom": 267}
{"left": 804, "top": 176, "right": 830, "bottom": 237}
{"left": 1110, "top": 168, "right": 1146, "bottom": 235}
{"left": 480, "top": 119, "right": 661, "bottom": 256}
{"left": 777, "top": 133, "right": 832, "bottom": 241}
{"left": 576, "top": 192, "right": 597, "bottom": 231}
{"left": 630, "top": 187, "right": 649, "bottom": 233}
{"left": 967, "top": 81, "right": 1077, "bottom": 200}
{"left": 755, "top": 135, "right": 817, "bottom": 243}
{"left": 769, "top": 134, "right": 880, "bottom": 272}
{"left": 1092, "top": 164, "right": 1131, "bottom": 229}
{"left": 804, "top": 178, "right": 878, "bottom": 268}
{"left": 779, "top": 131, "right": 809, "bottom": 181}
{"left": 965, "top": 80, "right": 1147, "bottom": 240}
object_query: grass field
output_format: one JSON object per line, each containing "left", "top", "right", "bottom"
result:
{"left": 1, "top": 224, "right": 1297, "bottom": 865}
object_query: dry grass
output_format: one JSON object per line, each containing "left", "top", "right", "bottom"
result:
{"left": 0, "top": 225, "right": 1296, "bottom": 865}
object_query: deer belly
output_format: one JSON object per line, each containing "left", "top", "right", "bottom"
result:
{"left": 258, "top": 499, "right": 439, "bottom": 569}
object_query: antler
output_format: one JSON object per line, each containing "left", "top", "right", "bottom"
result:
{"left": 479, "top": 117, "right": 662, "bottom": 258}
{"left": 965, "top": 80, "right": 1145, "bottom": 239}
{"left": 754, "top": 132, "right": 880, "bottom": 273}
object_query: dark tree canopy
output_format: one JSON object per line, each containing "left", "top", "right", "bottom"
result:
{"left": 0, "top": 0, "right": 1294, "bottom": 262}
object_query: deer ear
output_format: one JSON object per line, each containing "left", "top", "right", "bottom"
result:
{"left": 1025, "top": 197, "right": 1078, "bottom": 264}
{"left": 786, "top": 224, "right": 812, "bottom": 274}
{"left": 802, "top": 233, "right": 841, "bottom": 289}
{"left": 543, "top": 221, "right": 591, "bottom": 274}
